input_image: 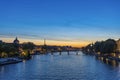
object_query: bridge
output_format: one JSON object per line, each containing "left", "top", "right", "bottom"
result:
{"left": 49, "top": 50, "right": 80, "bottom": 55}
{"left": 32, "top": 40, "right": 81, "bottom": 55}
{"left": 33, "top": 48, "right": 81, "bottom": 55}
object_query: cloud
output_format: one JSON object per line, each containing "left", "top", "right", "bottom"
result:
{"left": 0, "top": 33, "right": 40, "bottom": 39}
{"left": 0, "top": 33, "right": 76, "bottom": 42}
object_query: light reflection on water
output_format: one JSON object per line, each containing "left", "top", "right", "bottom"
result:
{"left": 96, "top": 56, "right": 120, "bottom": 67}
{"left": 0, "top": 51, "right": 120, "bottom": 80}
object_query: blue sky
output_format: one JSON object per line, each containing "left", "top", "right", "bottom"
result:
{"left": 0, "top": 0, "right": 120, "bottom": 47}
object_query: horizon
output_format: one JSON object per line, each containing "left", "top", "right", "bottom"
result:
{"left": 1, "top": 37, "right": 120, "bottom": 48}
{"left": 0, "top": 37, "right": 90, "bottom": 47}
{"left": 0, "top": 0, "right": 120, "bottom": 47}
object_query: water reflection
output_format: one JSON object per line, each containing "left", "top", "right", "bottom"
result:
{"left": 0, "top": 52, "right": 120, "bottom": 80}
{"left": 0, "top": 66, "right": 4, "bottom": 74}
{"left": 96, "top": 57, "right": 120, "bottom": 67}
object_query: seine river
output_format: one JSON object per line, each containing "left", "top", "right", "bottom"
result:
{"left": 0, "top": 51, "right": 120, "bottom": 80}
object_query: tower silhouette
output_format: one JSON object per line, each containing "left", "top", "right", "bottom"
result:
{"left": 44, "top": 39, "right": 46, "bottom": 46}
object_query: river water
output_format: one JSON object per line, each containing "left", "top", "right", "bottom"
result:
{"left": 0, "top": 51, "right": 120, "bottom": 80}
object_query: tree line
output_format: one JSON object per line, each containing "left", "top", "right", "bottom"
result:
{"left": 82, "top": 39, "right": 118, "bottom": 55}
{"left": 0, "top": 42, "right": 35, "bottom": 58}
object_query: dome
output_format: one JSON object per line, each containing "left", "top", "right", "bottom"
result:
{"left": 13, "top": 37, "right": 19, "bottom": 44}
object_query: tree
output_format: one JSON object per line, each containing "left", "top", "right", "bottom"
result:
{"left": 0, "top": 42, "right": 19, "bottom": 57}
{"left": 94, "top": 41, "right": 102, "bottom": 53}
{"left": 22, "top": 42, "right": 35, "bottom": 53}
{"left": 0, "top": 42, "right": 3, "bottom": 54}
{"left": 100, "top": 39, "right": 117, "bottom": 54}
{"left": 93, "top": 39, "right": 117, "bottom": 54}
{"left": 83, "top": 39, "right": 117, "bottom": 55}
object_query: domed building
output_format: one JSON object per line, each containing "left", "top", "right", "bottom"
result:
{"left": 13, "top": 37, "right": 19, "bottom": 44}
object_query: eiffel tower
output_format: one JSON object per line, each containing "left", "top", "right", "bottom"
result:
{"left": 42, "top": 39, "right": 47, "bottom": 53}
{"left": 44, "top": 39, "right": 46, "bottom": 46}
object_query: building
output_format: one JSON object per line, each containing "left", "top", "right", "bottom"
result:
{"left": 116, "top": 39, "right": 120, "bottom": 52}
{"left": 13, "top": 37, "right": 19, "bottom": 44}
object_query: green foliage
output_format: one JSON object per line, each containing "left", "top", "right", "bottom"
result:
{"left": 94, "top": 41, "right": 102, "bottom": 52}
{"left": 0, "top": 41, "right": 35, "bottom": 58}
{"left": 22, "top": 42, "right": 35, "bottom": 51}
{"left": 83, "top": 39, "right": 117, "bottom": 55}
{"left": 0, "top": 42, "right": 19, "bottom": 57}
{"left": 100, "top": 39, "right": 117, "bottom": 54}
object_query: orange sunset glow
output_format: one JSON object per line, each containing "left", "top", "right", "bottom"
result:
{"left": 1, "top": 37, "right": 90, "bottom": 47}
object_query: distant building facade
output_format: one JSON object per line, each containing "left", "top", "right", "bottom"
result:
{"left": 116, "top": 39, "right": 120, "bottom": 52}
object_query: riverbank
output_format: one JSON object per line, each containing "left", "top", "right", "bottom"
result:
{"left": 0, "top": 58, "right": 22, "bottom": 66}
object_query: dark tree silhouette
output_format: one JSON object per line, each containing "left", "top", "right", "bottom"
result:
{"left": 22, "top": 42, "right": 35, "bottom": 53}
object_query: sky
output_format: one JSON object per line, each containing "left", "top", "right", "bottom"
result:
{"left": 0, "top": 0, "right": 120, "bottom": 47}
